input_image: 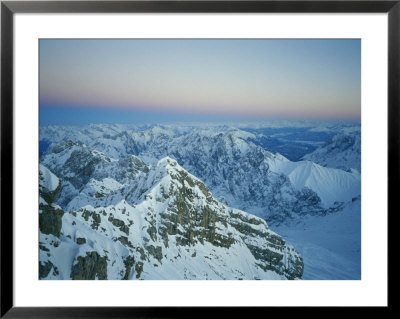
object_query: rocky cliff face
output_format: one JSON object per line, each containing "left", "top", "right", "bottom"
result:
{"left": 39, "top": 165, "right": 64, "bottom": 278}
{"left": 39, "top": 158, "right": 303, "bottom": 280}
{"left": 40, "top": 125, "right": 361, "bottom": 225}
{"left": 302, "top": 132, "right": 361, "bottom": 172}
{"left": 39, "top": 123, "right": 360, "bottom": 280}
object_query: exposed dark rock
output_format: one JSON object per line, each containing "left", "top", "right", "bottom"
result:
{"left": 70, "top": 251, "right": 108, "bottom": 280}
{"left": 76, "top": 237, "right": 86, "bottom": 245}
{"left": 39, "top": 260, "right": 53, "bottom": 279}
{"left": 39, "top": 204, "right": 64, "bottom": 237}
{"left": 117, "top": 236, "right": 134, "bottom": 248}
{"left": 135, "top": 262, "right": 144, "bottom": 279}
{"left": 122, "top": 255, "right": 135, "bottom": 280}
{"left": 145, "top": 245, "right": 163, "bottom": 263}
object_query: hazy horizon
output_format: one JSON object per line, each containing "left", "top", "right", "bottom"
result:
{"left": 40, "top": 39, "right": 361, "bottom": 125}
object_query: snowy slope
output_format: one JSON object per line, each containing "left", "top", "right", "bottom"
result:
{"left": 273, "top": 197, "right": 361, "bottom": 279}
{"left": 39, "top": 164, "right": 60, "bottom": 192}
{"left": 302, "top": 132, "right": 361, "bottom": 172}
{"left": 39, "top": 158, "right": 303, "bottom": 280}
{"left": 40, "top": 125, "right": 361, "bottom": 224}
{"left": 39, "top": 164, "right": 61, "bottom": 205}
{"left": 267, "top": 158, "right": 361, "bottom": 207}
{"left": 39, "top": 123, "right": 361, "bottom": 280}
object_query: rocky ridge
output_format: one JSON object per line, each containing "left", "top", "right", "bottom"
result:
{"left": 39, "top": 159, "right": 304, "bottom": 280}
{"left": 302, "top": 132, "right": 361, "bottom": 172}
{"left": 40, "top": 127, "right": 360, "bottom": 225}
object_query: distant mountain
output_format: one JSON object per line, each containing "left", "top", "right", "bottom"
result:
{"left": 39, "top": 160, "right": 303, "bottom": 280}
{"left": 302, "top": 132, "right": 361, "bottom": 172}
{"left": 40, "top": 124, "right": 361, "bottom": 225}
{"left": 39, "top": 123, "right": 361, "bottom": 279}
{"left": 40, "top": 140, "right": 149, "bottom": 209}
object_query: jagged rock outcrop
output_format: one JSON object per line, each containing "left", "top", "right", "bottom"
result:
{"left": 39, "top": 165, "right": 63, "bottom": 278}
{"left": 302, "top": 132, "right": 361, "bottom": 172}
{"left": 40, "top": 126, "right": 361, "bottom": 225}
{"left": 70, "top": 252, "right": 108, "bottom": 280}
{"left": 39, "top": 158, "right": 303, "bottom": 280}
{"left": 39, "top": 123, "right": 361, "bottom": 280}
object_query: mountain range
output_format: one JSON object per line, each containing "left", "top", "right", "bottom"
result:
{"left": 39, "top": 122, "right": 361, "bottom": 280}
{"left": 39, "top": 159, "right": 303, "bottom": 280}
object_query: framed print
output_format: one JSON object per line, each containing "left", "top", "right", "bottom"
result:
{"left": 1, "top": 0, "right": 396, "bottom": 316}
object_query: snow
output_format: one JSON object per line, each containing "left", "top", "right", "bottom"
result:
{"left": 39, "top": 165, "right": 59, "bottom": 191}
{"left": 273, "top": 198, "right": 361, "bottom": 279}
{"left": 90, "top": 178, "right": 123, "bottom": 193}
{"left": 39, "top": 153, "right": 302, "bottom": 280}
{"left": 270, "top": 160, "right": 361, "bottom": 207}
{"left": 39, "top": 121, "right": 361, "bottom": 280}
{"left": 302, "top": 132, "right": 361, "bottom": 172}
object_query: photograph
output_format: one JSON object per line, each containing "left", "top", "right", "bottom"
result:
{"left": 38, "top": 38, "right": 362, "bottom": 281}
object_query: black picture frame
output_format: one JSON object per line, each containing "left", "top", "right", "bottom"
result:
{"left": 1, "top": 0, "right": 396, "bottom": 317}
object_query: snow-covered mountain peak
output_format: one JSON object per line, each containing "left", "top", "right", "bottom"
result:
{"left": 41, "top": 125, "right": 361, "bottom": 224}
{"left": 148, "top": 125, "right": 175, "bottom": 136}
{"left": 302, "top": 132, "right": 361, "bottom": 172}
{"left": 39, "top": 165, "right": 62, "bottom": 206}
{"left": 156, "top": 156, "right": 178, "bottom": 168}
{"left": 39, "top": 123, "right": 361, "bottom": 280}
{"left": 39, "top": 161, "right": 304, "bottom": 280}
{"left": 39, "top": 165, "right": 60, "bottom": 193}
{"left": 266, "top": 157, "right": 361, "bottom": 207}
